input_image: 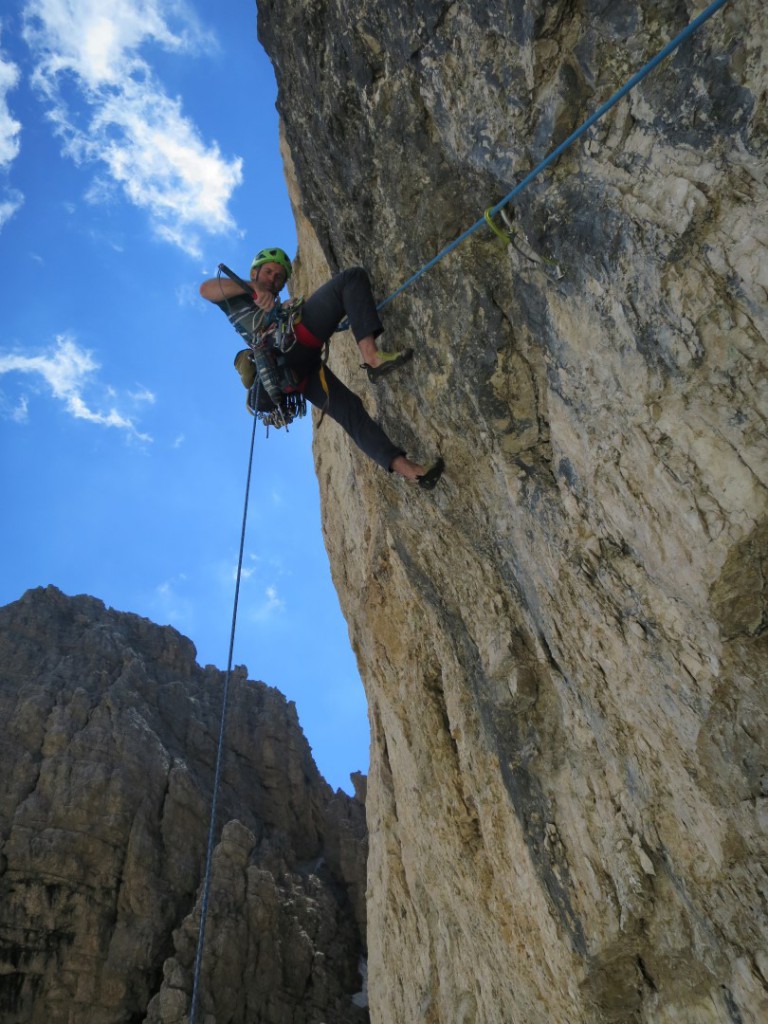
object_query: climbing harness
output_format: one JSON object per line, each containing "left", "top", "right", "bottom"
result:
{"left": 218, "top": 263, "right": 332, "bottom": 430}
{"left": 191, "top": 4, "right": 730, "bottom": 1016}
{"left": 189, "top": 391, "right": 259, "bottom": 1024}
{"left": 217, "top": 264, "right": 308, "bottom": 431}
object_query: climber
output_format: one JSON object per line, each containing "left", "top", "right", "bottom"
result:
{"left": 199, "top": 248, "right": 444, "bottom": 488}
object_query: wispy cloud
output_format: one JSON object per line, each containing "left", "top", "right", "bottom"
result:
{"left": 22, "top": 0, "right": 242, "bottom": 257}
{"left": 128, "top": 386, "right": 156, "bottom": 404}
{"left": 237, "top": 552, "right": 291, "bottom": 583}
{"left": 0, "top": 192, "right": 23, "bottom": 228}
{"left": 0, "top": 393, "right": 29, "bottom": 421}
{"left": 226, "top": 553, "right": 288, "bottom": 622}
{"left": 0, "top": 333, "right": 152, "bottom": 440}
{"left": 175, "top": 282, "right": 202, "bottom": 307}
{"left": 251, "top": 585, "right": 286, "bottom": 623}
{"left": 0, "top": 27, "right": 23, "bottom": 229}
{"left": 0, "top": 38, "right": 21, "bottom": 166}
{"left": 152, "top": 574, "right": 192, "bottom": 624}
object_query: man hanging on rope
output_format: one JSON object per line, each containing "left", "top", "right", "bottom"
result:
{"left": 199, "top": 248, "right": 444, "bottom": 488}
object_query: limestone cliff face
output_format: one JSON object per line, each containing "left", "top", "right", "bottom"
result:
{"left": 0, "top": 586, "right": 367, "bottom": 1024}
{"left": 258, "top": 1, "right": 767, "bottom": 1021}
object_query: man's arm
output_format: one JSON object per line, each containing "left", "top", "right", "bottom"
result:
{"left": 199, "top": 276, "right": 254, "bottom": 303}
{"left": 200, "top": 274, "right": 280, "bottom": 313}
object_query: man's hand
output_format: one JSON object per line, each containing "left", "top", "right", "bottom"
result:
{"left": 252, "top": 287, "right": 279, "bottom": 312}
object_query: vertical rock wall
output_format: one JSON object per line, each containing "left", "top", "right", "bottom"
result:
{"left": 258, "top": 1, "right": 767, "bottom": 1021}
{"left": 0, "top": 586, "right": 367, "bottom": 1024}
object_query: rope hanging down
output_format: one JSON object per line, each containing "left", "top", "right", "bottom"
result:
{"left": 360, "top": 0, "right": 730, "bottom": 320}
{"left": 189, "top": 396, "right": 260, "bottom": 1024}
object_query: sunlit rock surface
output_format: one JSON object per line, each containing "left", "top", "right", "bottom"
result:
{"left": 0, "top": 586, "right": 367, "bottom": 1024}
{"left": 258, "top": 0, "right": 768, "bottom": 1020}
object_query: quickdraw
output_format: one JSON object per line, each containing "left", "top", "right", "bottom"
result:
{"left": 272, "top": 298, "right": 304, "bottom": 354}
{"left": 247, "top": 386, "right": 306, "bottom": 432}
{"left": 483, "top": 206, "right": 563, "bottom": 278}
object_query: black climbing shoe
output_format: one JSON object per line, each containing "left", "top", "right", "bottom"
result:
{"left": 416, "top": 458, "right": 445, "bottom": 491}
{"left": 362, "top": 348, "right": 414, "bottom": 383}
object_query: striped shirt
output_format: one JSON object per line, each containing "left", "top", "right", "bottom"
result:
{"left": 214, "top": 293, "right": 279, "bottom": 348}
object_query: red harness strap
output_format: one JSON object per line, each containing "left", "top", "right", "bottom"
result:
{"left": 293, "top": 321, "right": 324, "bottom": 349}
{"left": 286, "top": 320, "right": 325, "bottom": 394}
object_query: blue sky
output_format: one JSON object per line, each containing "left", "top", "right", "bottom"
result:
{"left": 0, "top": 0, "right": 369, "bottom": 794}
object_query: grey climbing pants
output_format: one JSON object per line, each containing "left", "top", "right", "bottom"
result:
{"left": 303, "top": 366, "right": 404, "bottom": 472}
{"left": 300, "top": 266, "right": 384, "bottom": 343}
{"left": 288, "top": 268, "right": 404, "bottom": 472}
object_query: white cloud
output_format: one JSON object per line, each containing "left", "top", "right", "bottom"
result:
{"left": 128, "top": 386, "right": 155, "bottom": 404}
{"left": 175, "top": 282, "right": 202, "bottom": 307}
{"left": 0, "top": 333, "right": 152, "bottom": 440}
{"left": 22, "top": 0, "right": 242, "bottom": 257}
{"left": 0, "top": 35, "right": 21, "bottom": 168}
{"left": 0, "top": 28, "right": 23, "bottom": 229}
{"left": 0, "top": 190, "right": 23, "bottom": 227}
{"left": 152, "top": 574, "right": 192, "bottom": 624}
{"left": 251, "top": 585, "right": 286, "bottom": 622}
{"left": 0, "top": 390, "right": 25, "bottom": 420}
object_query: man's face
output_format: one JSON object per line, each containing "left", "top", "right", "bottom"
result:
{"left": 251, "top": 261, "right": 287, "bottom": 294}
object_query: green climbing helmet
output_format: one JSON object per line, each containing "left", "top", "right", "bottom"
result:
{"left": 251, "top": 247, "right": 292, "bottom": 279}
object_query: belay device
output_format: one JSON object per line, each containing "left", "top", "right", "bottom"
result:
{"left": 218, "top": 263, "right": 307, "bottom": 431}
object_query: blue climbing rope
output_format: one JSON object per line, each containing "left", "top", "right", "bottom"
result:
{"left": 372, "top": 0, "right": 729, "bottom": 315}
{"left": 189, "top": 395, "right": 260, "bottom": 1024}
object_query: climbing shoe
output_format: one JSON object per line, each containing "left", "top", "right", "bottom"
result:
{"left": 362, "top": 348, "right": 414, "bottom": 383}
{"left": 416, "top": 458, "right": 445, "bottom": 491}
